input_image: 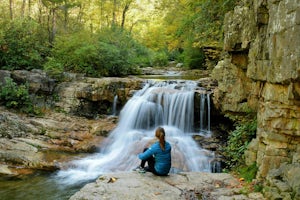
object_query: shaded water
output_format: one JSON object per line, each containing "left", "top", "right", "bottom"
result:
{"left": 0, "top": 172, "right": 85, "bottom": 200}
{"left": 200, "top": 93, "right": 211, "bottom": 133}
{"left": 112, "top": 95, "right": 118, "bottom": 115}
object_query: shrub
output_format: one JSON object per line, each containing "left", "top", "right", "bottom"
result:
{"left": 43, "top": 57, "right": 65, "bottom": 80}
{"left": 224, "top": 118, "right": 257, "bottom": 168}
{"left": 96, "top": 27, "right": 149, "bottom": 76}
{"left": 183, "top": 47, "right": 206, "bottom": 69}
{"left": 46, "top": 27, "right": 150, "bottom": 77}
{"left": 45, "top": 31, "right": 99, "bottom": 75}
{"left": 182, "top": 40, "right": 206, "bottom": 69}
{"left": 150, "top": 51, "right": 169, "bottom": 67}
{"left": 238, "top": 163, "right": 258, "bottom": 182}
{"left": 0, "top": 77, "right": 34, "bottom": 113}
{"left": 0, "top": 19, "right": 49, "bottom": 70}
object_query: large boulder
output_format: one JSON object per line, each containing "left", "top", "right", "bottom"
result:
{"left": 70, "top": 172, "right": 265, "bottom": 200}
{"left": 11, "top": 69, "right": 56, "bottom": 94}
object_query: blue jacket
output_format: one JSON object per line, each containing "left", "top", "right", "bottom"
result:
{"left": 138, "top": 141, "right": 171, "bottom": 175}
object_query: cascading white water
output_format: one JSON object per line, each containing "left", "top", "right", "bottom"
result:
{"left": 207, "top": 93, "right": 211, "bottom": 132}
{"left": 200, "top": 93, "right": 211, "bottom": 133}
{"left": 56, "top": 80, "right": 214, "bottom": 184}
{"left": 112, "top": 95, "right": 118, "bottom": 116}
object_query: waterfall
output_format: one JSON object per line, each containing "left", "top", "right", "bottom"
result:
{"left": 199, "top": 93, "right": 211, "bottom": 133}
{"left": 56, "top": 80, "right": 214, "bottom": 184}
{"left": 112, "top": 95, "right": 118, "bottom": 116}
{"left": 207, "top": 93, "right": 211, "bottom": 132}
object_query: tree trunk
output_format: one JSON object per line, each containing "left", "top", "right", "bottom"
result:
{"left": 48, "top": 8, "right": 57, "bottom": 44}
{"left": 77, "top": 4, "right": 83, "bottom": 24}
{"left": 21, "top": 0, "right": 26, "bottom": 18}
{"left": 99, "top": 0, "right": 104, "bottom": 29}
{"left": 121, "top": 3, "right": 130, "bottom": 28}
{"left": 28, "top": 0, "right": 31, "bottom": 17}
{"left": 9, "top": 0, "right": 14, "bottom": 20}
{"left": 63, "top": 0, "right": 68, "bottom": 32}
{"left": 38, "top": 0, "right": 43, "bottom": 24}
{"left": 112, "top": 0, "right": 117, "bottom": 27}
{"left": 51, "top": 9, "right": 57, "bottom": 44}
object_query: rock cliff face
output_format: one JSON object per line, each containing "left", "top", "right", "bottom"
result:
{"left": 212, "top": 0, "right": 300, "bottom": 198}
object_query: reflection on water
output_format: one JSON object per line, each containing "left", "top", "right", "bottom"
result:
{"left": 0, "top": 171, "right": 91, "bottom": 200}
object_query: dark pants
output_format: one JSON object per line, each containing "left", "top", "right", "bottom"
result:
{"left": 140, "top": 148, "right": 159, "bottom": 175}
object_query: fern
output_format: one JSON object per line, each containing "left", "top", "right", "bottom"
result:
{"left": 224, "top": 118, "right": 257, "bottom": 168}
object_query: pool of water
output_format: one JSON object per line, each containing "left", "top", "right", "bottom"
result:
{"left": 0, "top": 171, "right": 92, "bottom": 200}
{"left": 137, "top": 74, "right": 201, "bottom": 81}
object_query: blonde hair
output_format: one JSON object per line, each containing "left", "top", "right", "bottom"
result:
{"left": 155, "top": 127, "right": 166, "bottom": 151}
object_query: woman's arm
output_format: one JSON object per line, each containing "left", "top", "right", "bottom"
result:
{"left": 138, "top": 145, "right": 156, "bottom": 160}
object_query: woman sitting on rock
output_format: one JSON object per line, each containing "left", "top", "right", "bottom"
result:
{"left": 135, "top": 127, "right": 172, "bottom": 176}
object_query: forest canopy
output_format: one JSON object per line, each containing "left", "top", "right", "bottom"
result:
{"left": 0, "top": 0, "right": 238, "bottom": 77}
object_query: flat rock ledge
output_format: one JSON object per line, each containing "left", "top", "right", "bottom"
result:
{"left": 70, "top": 172, "right": 265, "bottom": 200}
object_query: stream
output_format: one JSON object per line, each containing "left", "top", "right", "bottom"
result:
{"left": 0, "top": 76, "right": 215, "bottom": 200}
{"left": 0, "top": 172, "right": 86, "bottom": 200}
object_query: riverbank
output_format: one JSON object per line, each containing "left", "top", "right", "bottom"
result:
{"left": 0, "top": 106, "right": 118, "bottom": 176}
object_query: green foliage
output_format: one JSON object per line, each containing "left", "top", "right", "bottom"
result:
{"left": 0, "top": 0, "right": 240, "bottom": 76}
{"left": 182, "top": 41, "right": 206, "bottom": 69}
{"left": 0, "top": 19, "right": 49, "bottom": 70}
{"left": 238, "top": 163, "right": 258, "bottom": 182}
{"left": 97, "top": 27, "right": 150, "bottom": 75}
{"left": 150, "top": 51, "right": 169, "bottom": 67}
{"left": 45, "top": 31, "right": 96, "bottom": 75}
{"left": 0, "top": 77, "right": 34, "bottom": 113}
{"left": 178, "top": 0, "right": 239, "bottom": 47}
{"left": 43, "top": 57, "right": 65, "bottom": 80}
{"left": 46, "top": 27, "right": 150, "bottom": 77}
{"left": 156, "top": 0, "right": 239, "bottom": 69}
{"left": 253, "top": 183, "right": 263, "bottom": 193}
{"left": 224, "top": 118, "right": 257, "bottom": 168}
{"left": 234, "top": 163, "right": 263, "bottom": 194}
{"left": 168, "top": 50, "right": 183, "bottom": 62}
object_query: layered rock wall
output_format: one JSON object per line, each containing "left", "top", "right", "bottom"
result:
{"left": 0, "top": 70, "right": 144, "bottom": 117}
{"left": 55, "top": 76, "right": 143, "bottom": 117}
{"left": 212, "top": 0, "right": 300, "bottom": 198}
